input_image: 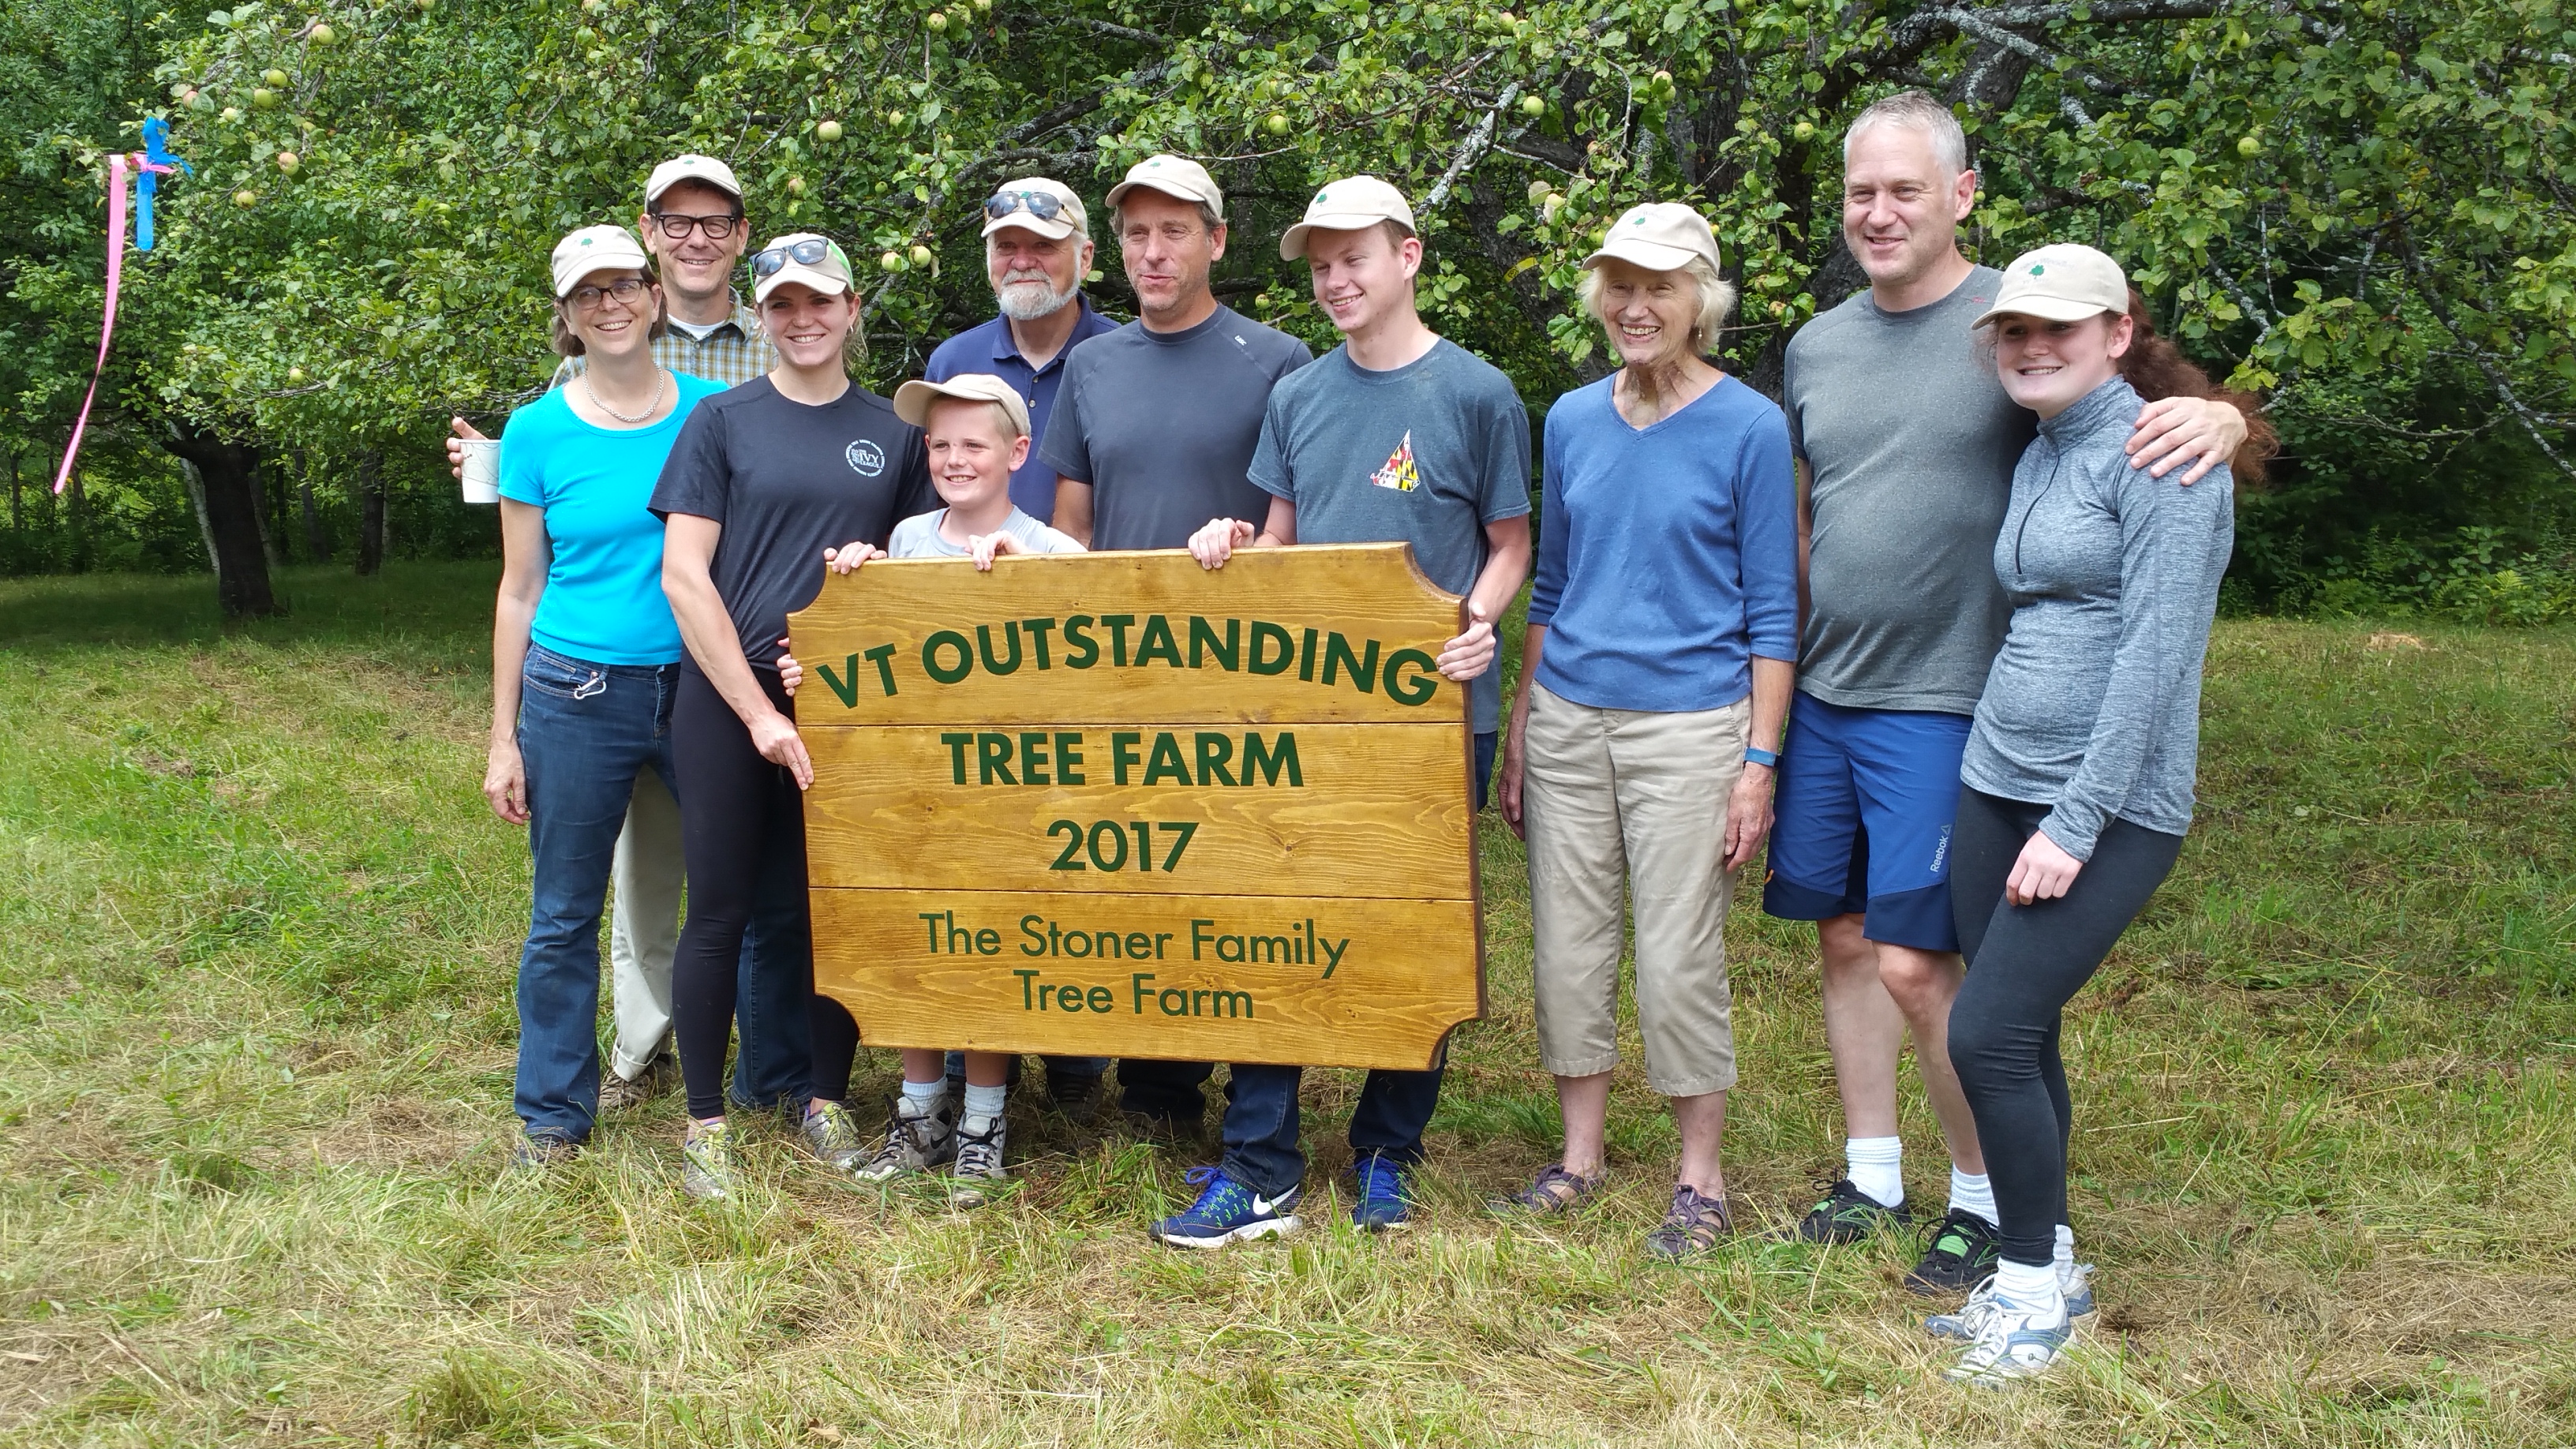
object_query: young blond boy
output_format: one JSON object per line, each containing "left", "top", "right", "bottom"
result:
{"left": 781, "top": 372, "right": 1080, "bottom": 1202}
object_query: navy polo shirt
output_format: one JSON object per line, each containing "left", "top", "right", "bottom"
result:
{"left": 924, "top": 294, "right": 1121, "bottom": 521}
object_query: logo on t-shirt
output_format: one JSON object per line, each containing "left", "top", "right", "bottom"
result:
{"left": 845, "top": 439, "right": 886, "bottom": 477}
{"left": 1368, "top": 432, "right": 1421, "bottom": 492}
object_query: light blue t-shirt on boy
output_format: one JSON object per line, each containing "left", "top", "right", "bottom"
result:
{"left": 499, "top": 373, "right": 727, "bottom": 665}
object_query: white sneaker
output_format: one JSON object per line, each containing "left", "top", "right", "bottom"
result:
{"left": 1943, "top": 1284, "right": 2073, "bottom": 1387}
{"left": 1927, "top": 1261, "right": 2096, "bottom": 1340}
{"left": 949, "top": 1113, "right": 1009, "bottom": 1208}
{"left": 854, "top": 1095, "right": 957, "bottom": 1182}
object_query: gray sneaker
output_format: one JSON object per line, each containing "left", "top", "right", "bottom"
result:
{"left": 949, "top": 1113, "right": 1009, "bottom": 1208}
{"left": 799, "top": 1100, "right": 868, "bottom": 1174}
{"left": 599, "top": 1050, "right": 677, "bottom": 1113}
{"left": 680, "top": 1119, "right": 738, "bottom": 1201}
{"left": 854, "top": 1094, "right": 958, "bottom": 1182}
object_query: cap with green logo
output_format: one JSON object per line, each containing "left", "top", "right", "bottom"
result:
{"left": 1104, "top": 154, "right": 1225, "bottom": 220}
{"left": 751, "top": 231, "right": 857, "bottom": 304}
{"left": 1580, "top": 202, "right": 1724, "bottom": 274}
{"left": 1279, "top": 174, "right": 1417, "bottom": 260}
{"left": 550, "top": 224, "right": 653, "bottom": 298}
{"left": 1973, "top": 243, "right": 2130, "bottom": 327}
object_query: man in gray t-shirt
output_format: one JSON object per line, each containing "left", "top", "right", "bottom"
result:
{"left": 1759, "top": 92, "right": 2249, "bottom": 1295}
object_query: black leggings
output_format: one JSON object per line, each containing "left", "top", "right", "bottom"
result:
{"left": 1948, "top": 786, "right": 2182, "bottom": 1267}
{"left": 672, "top": 667, "right": 859, "bottom": 1118}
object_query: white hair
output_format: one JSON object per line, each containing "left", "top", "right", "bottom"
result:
{"left": 1577, "top": 256, "right": 1739, "bottom": 354}
{"left": 1844, "top": 89, "right": 1969, "bottom": 177}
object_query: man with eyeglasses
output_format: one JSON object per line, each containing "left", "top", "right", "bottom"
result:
{"left": 449, "top": 153, "right": 796, "bottom": 1124}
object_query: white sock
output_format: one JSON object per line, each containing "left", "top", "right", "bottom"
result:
{"left": 1948, "top": 1166, "right": 1998, "bottom": 1225}
{"left": 901, "top": 1077, "right": 947, "bottom": 1107}
{"left": 1845, "top": 1136, "right": 1904, "bottom": 1208}
{"left": 963, "top": 1083, "right": 1007, "bottom": 1121}
{"left": 2055, "top": 1224, "right": 2077, "bottom": 1275}
{"left": 1993, "top": 1258, "right": 2060, "bottom": 1309}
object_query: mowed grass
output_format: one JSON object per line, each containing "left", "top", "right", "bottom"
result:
{"left": 2, "top": 562, "right": 2572, "bottom": 1447}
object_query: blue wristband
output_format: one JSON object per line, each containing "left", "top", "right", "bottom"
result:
{"left": 1744, "top": 746, "right": 1780, "bottom": 769}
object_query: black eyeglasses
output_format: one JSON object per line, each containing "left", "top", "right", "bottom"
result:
{"left": 647, "top": 211, "right": 741, "bottom": 241}
{"left": 751, "top": 237, "right": 844, "bottom": 278}
{"left": 567, "top": 276, "right": 653, "bottom": 309}
{"left": 984, "top": 190, "right": 1069, "bottom": 223}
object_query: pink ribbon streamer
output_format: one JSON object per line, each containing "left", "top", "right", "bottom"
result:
{"left": 54, "top": 152, "right": 178, "bottom": 496}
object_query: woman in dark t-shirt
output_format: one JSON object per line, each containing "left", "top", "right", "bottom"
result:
{"left": 648, "top": 233, "right": 933, "bottom": 1200}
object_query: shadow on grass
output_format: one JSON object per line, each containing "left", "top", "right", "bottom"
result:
{"left": 0, "top": 561, "right": 500, "bottom": 653}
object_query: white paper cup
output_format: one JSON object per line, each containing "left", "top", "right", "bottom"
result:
{"left": 458, "top": 439, "right": 501, "bottom": 504}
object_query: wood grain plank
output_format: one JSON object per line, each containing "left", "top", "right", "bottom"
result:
{"left": 811, "top": 888, "right": 1481, "bottom": 1070}
{"left": 802, "top": 723, "right": 1475, "bottom": 899}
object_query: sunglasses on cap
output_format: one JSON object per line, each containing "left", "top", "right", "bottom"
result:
{"left": 751, "top": 237, "right": 847, "bottom": 278}
{"left": 983, "top": 189, "right": 1069, "bottom": 223}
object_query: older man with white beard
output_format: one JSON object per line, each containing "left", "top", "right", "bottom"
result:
{"left": 924, "top": 176, "right": 1119, "bottom": 524}
{"left": 921, "top": 175, "right": 1121, "bottom": 1119}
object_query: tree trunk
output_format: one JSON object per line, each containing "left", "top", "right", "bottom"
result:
{"left": 296, "top": 451, "right": 332, "bottom": 562}
{"left": 356, "top": 448, "right": 386, "bottom": 577}
{"left": 182, "top": 452, "right": 222, "bottom": 573}
{"left": 7, "top": 451, "right": 20, "bottom": 575}
{"left": 257, "top": 454, "right": 284, "bottom": 571}
{"left": 162, "top": 419, "right": 279, "bottom": 618}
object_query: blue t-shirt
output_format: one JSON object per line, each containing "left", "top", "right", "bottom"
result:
{"left": 924, "top": 295, "right": 1120, "bottom": 522}
{"left": 498, "top": 373, "right": 727, "bottom": 665}
{"left": 1526, "top": 373, "right": 1799, "bottom": 713}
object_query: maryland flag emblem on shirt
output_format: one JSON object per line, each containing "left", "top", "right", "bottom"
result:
{"left": 1368, "top": 431, "right": 1421, "bottom": 492}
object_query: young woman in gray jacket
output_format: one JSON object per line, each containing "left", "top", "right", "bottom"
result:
{"left": 1930, "top": 244, "right": 2271, "bottom": 1385}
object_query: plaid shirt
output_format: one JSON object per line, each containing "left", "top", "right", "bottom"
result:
{"left": 549, "top": 290, "right": 777, "bottom": 390}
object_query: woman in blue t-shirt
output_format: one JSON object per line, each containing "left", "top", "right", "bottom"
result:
{"left": 487, "top": 225, "right": 725, "bottom": 1164}
{"left": 1491, "top": 204, "right": 1799, "bottom": 1259}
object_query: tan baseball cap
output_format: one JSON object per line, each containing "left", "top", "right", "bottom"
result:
{"left": 1974, "top": 243, "right": 2130, "bottom": 327}
{"left": 1104, "top": 153, "right": 1224, "bottom": 220}
{"left": 751, "top": 232, "right": 856, "bottom": 304}
{"left": 1279, "top": 174, "right": 1417, "bottom": 260}
{"left": 550, "top": 224, "right": 653, "bottom": 298}
{"left": 894, "top": 373, "right": 1032, "bottom": 438}
{"left": 1582, "top": 202, "right": 1724, "bottom": 274}
{"left": 982, "top": 177, "right": 1088, "bottom": 242}
{"left": 644, "top": 153, "right": 743, "bottom": 207}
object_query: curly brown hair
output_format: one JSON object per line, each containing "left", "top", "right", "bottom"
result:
{"left": 2115, "top": 287, "right": 2277, "bottom": 486}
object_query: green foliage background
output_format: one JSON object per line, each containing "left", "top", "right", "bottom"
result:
{"left": 2, "top": 0, "right": 2571, "bottom": 615}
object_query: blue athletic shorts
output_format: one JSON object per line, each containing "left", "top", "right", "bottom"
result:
{"left": 1761, "top": 694, "right": 1972, "bottom": 953}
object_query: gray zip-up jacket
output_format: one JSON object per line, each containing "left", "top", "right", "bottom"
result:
{"left": 1960, "top": 375, "right": 2234, "bottom": 859}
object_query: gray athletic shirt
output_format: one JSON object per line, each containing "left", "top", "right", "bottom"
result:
{"left": 1248, "top": 339, "right": 1532, "bottom": 732}
{"left": 886, "top": 506, "right": 1084, "bottom": 558}
{"left": 1039, "top": 305, "right": 1312, "bottom": 550}
{"left": 1962, "top": 376, "right": 2233, "bottom": 859}
{"left": 1783, "top": 266, "right": 2035, "bottom": 715}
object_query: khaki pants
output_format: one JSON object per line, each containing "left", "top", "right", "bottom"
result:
{"left": 1523, "top": 682, "right": 1749, "bottom": 1098}
{"left": 605, "top": 769, "right": 683, "bottom": 1081}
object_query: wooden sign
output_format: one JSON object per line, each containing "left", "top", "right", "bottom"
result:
{"left": 786, "top": 543, "right": 1484, "bottom": 1070}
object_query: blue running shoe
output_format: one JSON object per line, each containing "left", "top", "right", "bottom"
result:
{"left": 1149, "top": 1166, "right": 1303, "bottom": 1249}
{"left": 1927, "top": 1264, "right": 2097, "bottom": 1341}
{"left": 1350, "top": 1155, "right": 1412, "bottom": 1232}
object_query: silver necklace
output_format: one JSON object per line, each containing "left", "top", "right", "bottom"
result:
{"left": 583, "top": 367, "right": 668, "bottom": 425}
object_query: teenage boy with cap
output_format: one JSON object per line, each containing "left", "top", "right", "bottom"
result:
{"left": 1160, "top": 176, "right": 1531, "bottom": 1244}
{"left": 452, "top": 154, "right": 798, "bottom": 1121}
{"left": 1762, "top": 92, "right": 2246, "bottom": 1297}
{"left": 1038, "top": 153, "right": 1313, "bottom": 1136}
{"left": 923, "top": 176, "right": 1120, "bottom": 1118}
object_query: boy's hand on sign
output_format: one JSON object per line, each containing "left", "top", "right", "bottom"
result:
{"left": 823, "top": 541, "right": 883, "bottom": 575}
{"left": 483, "top": 739, "right": 529, "bottom": 824}
{"left": 1187, "top": 517, "right": 1256, "bottom": 569}
{"left": 1436, "top": 602, "right": 1496, "bottom": 681}
{"left": 447, "top": 416, "right": 488, "bottom": 481}
{"left": 968, "top": 531, "right": 1026, "bottom": 571}
{"left": 775, "top": 637, "right": 802, "bottom": 697}
{"left": 750, "top": 710, "right": 813, "bottom": 790}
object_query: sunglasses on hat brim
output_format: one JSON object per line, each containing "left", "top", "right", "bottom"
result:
{"left": 984, "top": 190, "right": 1069, "bottom": 223}
{"left": 751, "top": 238, "right": 848, "bottom": 278}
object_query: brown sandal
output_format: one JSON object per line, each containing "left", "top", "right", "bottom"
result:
{"left": 1487, "top": 1162, "right": 1605, "bottom": 1216}
{"left": 1644, "top": 1185, "right": 1735, "bottom": 1259}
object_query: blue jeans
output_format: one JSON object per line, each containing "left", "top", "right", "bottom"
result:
{"left": 513, "top": 648, "right": 680, "bottom": 1143}
{"left": 1212, "top": 730, "right": 1495, "bottom": 1191}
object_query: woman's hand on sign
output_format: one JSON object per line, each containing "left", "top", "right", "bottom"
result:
{"left": 1721, "top": 757, "right": 1776, "bottom": 872}
{"left": 774, "top": 638, "right": 802, "bottom": 698}
{"left": 750, "top": 709, "right": 814, "bottom": 790}
{"left": 447, "top": 417, "right": 488, "bottom": 481}
{"left": 968, "top": 530, "right": 1026, "bottom": 571}
{"left": 2006, "top": 828, "right": 2084, "bottom": 906}
{"left": 823, "top": 541, "right": 884, "bottom": 575}
{"left": 1187, "top": 517, "right": 1257, "bottom": 570}
{"left": 1436, "top": 602, "right": 1497, "bottom": 682}
{"left": 483, "top": 738, "right": 529, "bottom": 824}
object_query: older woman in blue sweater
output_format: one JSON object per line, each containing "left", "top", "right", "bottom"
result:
{"left": 1929, "top": 245, "right": 2240, "bottom": 1384}
{"left": 1493, "top": 204, "right": 1798, "bottom": 1259}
